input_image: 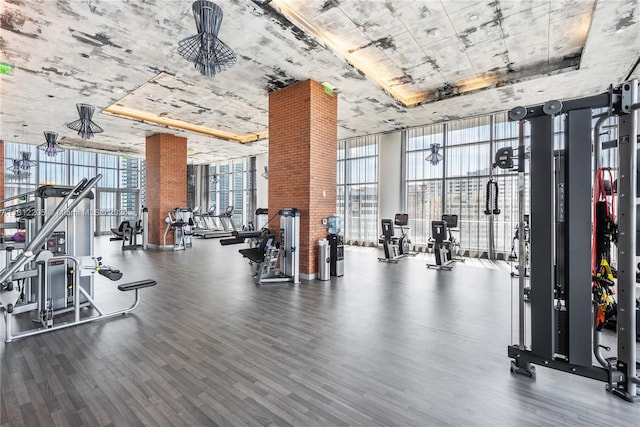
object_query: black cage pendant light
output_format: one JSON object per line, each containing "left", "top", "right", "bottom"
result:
{"left": 66, "top": 103, "right": 104, "bottom": 139}
{"left": 7, "top": 159, "right": 23, "bottom": 175}
{"left": 19, "top": 152, "right": 36, "bottom": 170}
{"left": 178, "top": 1, "right": 237, "bottom": 77}
{"left": 38, "top": 131, "right": 65, "bottom": 157}
{"left": 6, "top": 153, "right": 35, "bottom": 177}
{"left": 425, "top": 143, "right": 443, "bottom": 166}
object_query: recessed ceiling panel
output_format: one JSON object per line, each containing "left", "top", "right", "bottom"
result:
{"left": 104, "top": 72, "right": 268, "bottom": 143}
{"left": 270, "top": 0, "right": 597, "bottom": 106}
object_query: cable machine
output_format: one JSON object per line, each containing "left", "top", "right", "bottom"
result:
{"left": 0, "top": 176, "right": 156, "bottom": 342}
{"left": 507, "top": 80, "right": 639, "bottom": 402}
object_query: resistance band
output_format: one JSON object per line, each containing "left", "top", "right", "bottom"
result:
{"left": 591, "top": 167, "right": 617, "bottom": 330}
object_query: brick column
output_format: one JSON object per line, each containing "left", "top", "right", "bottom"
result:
{"left": 0, "top": 140, "right": 4, "bottom": 226}
{"left": 145, "top": 134, "right": 187, "bottom": 247}
{"left": 268, "top": 80, "right": 337, "bottom": 279}
{"left": 0, "top": 140, "right": 4, "bottom": 195}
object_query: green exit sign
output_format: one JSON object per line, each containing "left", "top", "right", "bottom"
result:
{"left": 322, "top": 82, "right": 335, "bottom": 96}
{"left": 0, "top": 63, "right": 12, "bottom": 75}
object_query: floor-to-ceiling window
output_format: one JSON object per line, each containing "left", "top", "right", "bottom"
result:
{"left": 119, "top": 156, "right": 141, "bottom": 223}
{"left": 445, "top": 117, "right": 492, "bottom": 254}
{"left": 3, "top": 142, "right": 142, "bottom": 235}
{"left": 405, "top": 124, "right": 445, "bottom": 245}
{"left": 4, "top": 143, "right": 38, "bottom": 199}
{"left": 490, "top": 113, "right": 530, "bottom": 256}
{"left": 39, "top": 145, "right": 68, "bottom": 186}
{"left": 209, "top": 158, "right": 255, "bottom": 228}
{"left": 404, "top": 114, "right": 530, "bottom": 257}
{"left": 337, "top": 135, "right": 379, "bottom": 245}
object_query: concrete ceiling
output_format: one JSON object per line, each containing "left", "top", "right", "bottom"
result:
{"left": 1, "top": 0, "right": 639, "bottom": 164}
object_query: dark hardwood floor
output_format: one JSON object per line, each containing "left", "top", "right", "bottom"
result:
{"left": 1, "top": 237, "right": 639, "bottom": 426}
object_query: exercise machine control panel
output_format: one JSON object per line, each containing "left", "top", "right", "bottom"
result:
{"left": 46, "top": 231, "right": 66, "bottom": 255}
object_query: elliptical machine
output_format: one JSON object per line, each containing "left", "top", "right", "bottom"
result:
{"left": 378, "top": 213, "right": 415, "bottom": 263}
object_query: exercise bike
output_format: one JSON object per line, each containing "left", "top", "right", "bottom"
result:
{"left": 378, "top": 213, "right": 415, "bottom": 263}
{"left": 427, "top": 214, "right": 464, "bottom": 270}
{"left": 110, "top": 219, "right": 143, "bottom": 250}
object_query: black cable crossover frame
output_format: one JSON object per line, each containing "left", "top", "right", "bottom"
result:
{"left": 507, "top": 80, "right": 639, "bottom": 402}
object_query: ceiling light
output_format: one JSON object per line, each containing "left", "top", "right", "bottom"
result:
{"left": 19, "top": 151, "right": 36, "bottom": 170}
{"left": 457, "top": 75, "right": 498, "bottom": 93}
{"left": 178, "top": 1, "right": 237, "bottom": 77}
{"left": 425, "top": 143, "right": 443, "bottom": 165}
{"left": 103, "top": 104, "right": 268, "bottom": 143}
{"left": 66, "top": 103, "right": 104, "bottom": 139}
{"left": 7, "top": 152, "right": 36, "bottom": 176}
{"left": 38, "top": 131, "right": 65, "bottom": 157}
{"left": 7, "top": 159, "right": 23, "bottom": 175}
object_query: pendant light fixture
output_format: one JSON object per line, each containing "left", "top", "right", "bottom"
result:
{"left": 178, "top": 1, "right": 237, "bottom": 77}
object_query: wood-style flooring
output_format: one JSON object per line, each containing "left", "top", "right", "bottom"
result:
{"left": 1, "top": 238, "right": 639, "bottom": 426}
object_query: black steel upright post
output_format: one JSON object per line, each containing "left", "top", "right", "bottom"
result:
{"left": 612, "top": 80, "right": 639, "bottom": 401}
{"left": 564, "top": 109, "right": 594, "bottom": 366}
{"left": 517, "top": 120, "right": 526, "bottom": 349}
{"left": 529, "top": 115, "right": 555, "bottom": 358}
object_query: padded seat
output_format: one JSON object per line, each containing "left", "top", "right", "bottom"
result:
{"left": 117, "top": 280, "right": 157, "bottom": 292}
{"left": 111, "top": 220, "right": 131, "bottom": 238}
{"left": 239, "top": 234, "right": 275, "bottom": 263}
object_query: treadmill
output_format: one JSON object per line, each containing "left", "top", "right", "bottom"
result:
{"left": 193, "top": 205, "right": 236, "bottom": 238}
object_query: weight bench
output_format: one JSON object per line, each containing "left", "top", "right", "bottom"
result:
{"left": 118, "top": 279, "right": 156, "bottom": 292}
{"left": 114, "top": 279, "right": 156, "bottom": 312}
{"left": 3, "top": 278, "right": 157, "bottom": 342}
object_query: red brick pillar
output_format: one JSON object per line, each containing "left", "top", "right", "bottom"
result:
{"left": 145, "top": 134, "right": 187, "bottom": 247}
{"left": 0, "top": 140, "right": 4, "bottom": 195}
{"left": 0, "top": 140, "right": 4, "bottom": 226}
{"left": 268, "top": 80, "right": 337, "bottom": 279}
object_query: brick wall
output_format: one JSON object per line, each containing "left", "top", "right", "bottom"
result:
{"left": 0, "top": 141, "right": 4, "bottom": 226}
{"left": 145, "top": 134, "right": 187, "bottom": 247}
{"left": 268, "top": 80, "right": 337, "bottom": 276}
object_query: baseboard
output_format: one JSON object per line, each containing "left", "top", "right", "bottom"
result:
{"left": 300, "top": 272, "right": 317, "bottom": 281}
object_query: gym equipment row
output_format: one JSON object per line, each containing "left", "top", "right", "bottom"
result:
{"left": 0, "top": 176, "right": 156, "bottom": 342}
{"left": 192, "top": 205, "right": 237, "bottom": 238}
{"left": 239, "top": 208, "right": 300, "bottom": 285}
{"left": 506, "top": 79, "right": 639, "bottom": 402}
{"left": 426, "top": 214, "right": 464, "bottom": 270}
